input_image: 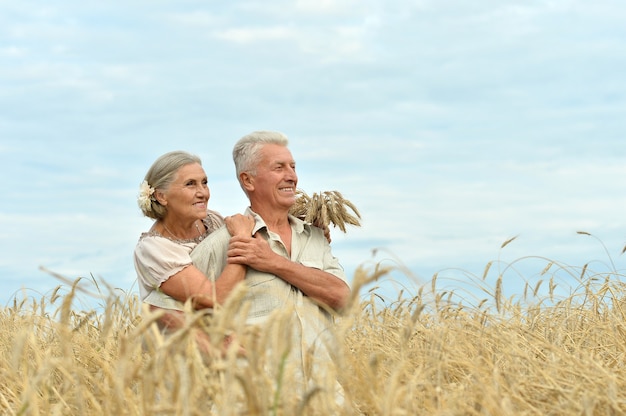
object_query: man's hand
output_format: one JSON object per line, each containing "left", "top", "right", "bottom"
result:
{"left": 226, "top": 234, "right": 277, "bottom": 272}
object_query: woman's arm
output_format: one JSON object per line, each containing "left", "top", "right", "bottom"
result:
{"left": 158, "top": 262, "right": 246, "bottom": 309}
{"left": 158, "top": 214, "right": 253, "bottom": 309}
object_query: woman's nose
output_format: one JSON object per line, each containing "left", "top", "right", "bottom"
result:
{"left": 198, "top": 184, "right": 210, "bottom": 197}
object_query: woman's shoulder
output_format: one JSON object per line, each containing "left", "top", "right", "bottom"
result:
{"left": 136, "top": 231, "right": 191, "bottom": 253}
{"left": 204, "top": 209, "right": 226, "bottom": 232}
{"left": 137, "top": 229, "right": 164, "bottom": 244}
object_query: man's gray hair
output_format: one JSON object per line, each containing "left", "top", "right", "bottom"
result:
{"left": 232, "top": 130, "right": 289, "bottom": 179}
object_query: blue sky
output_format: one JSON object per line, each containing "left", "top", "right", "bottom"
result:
{"left": 1, "top": 1, "right": 625, "bottom": 307}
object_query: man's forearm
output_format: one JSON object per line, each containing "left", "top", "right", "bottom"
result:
{"left": 270, "top": 255, "right": 350, "bottom": 310}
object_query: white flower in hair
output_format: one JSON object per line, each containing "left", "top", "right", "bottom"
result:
{"left": 137, "top": 180, "right": 155, "bottom": 212}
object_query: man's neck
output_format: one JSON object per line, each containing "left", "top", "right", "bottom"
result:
{"left": 250, "top": 206, "right": 293, "bottom": 255}
{"left": 250, "top": 205, "right": 290, "bottom": 231}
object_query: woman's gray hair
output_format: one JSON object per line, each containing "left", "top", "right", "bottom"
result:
{"left": 232, "top": 130, "right": 289, "bottom": 180}
{"left": 140, "top": 150, "right": 202, "bottom": 220}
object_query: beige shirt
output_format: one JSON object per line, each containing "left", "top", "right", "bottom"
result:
{"left": 191, "top": 208, "right": 347, "bottom": 323}
{"left": 191, "top": 208, "right": 348, "bottom": 379}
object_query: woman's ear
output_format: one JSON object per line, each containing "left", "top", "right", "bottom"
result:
{"left": 154, "top": 189, "right": 167, "bottom": 206}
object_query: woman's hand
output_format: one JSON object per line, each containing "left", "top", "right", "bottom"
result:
{"left": 225, "top": 214, "right": 255, "bottom": 237}
{"left": 313, "top": 219, "right": 332, "bottom": 243}
{"left": 321, "top": 224, "right": 332, "bottom": 244}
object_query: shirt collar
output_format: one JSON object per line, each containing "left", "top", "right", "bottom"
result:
{"left": 244, "top": 207, "right": 307, "bottom": 235}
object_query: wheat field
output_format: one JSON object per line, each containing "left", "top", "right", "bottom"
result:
{"left": 2, "top": 248, "right": 626, "bottom": 415}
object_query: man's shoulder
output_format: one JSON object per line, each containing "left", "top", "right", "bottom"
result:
{"left": 294, "top": 219, "right": 325, "bottom": 239}
{"left": 289, "top": 214, "right": 316, "bottom": 234}
{"left": 190, "top": 225, "right": 230, "bottom": 259}
{"left": 205, "top": 224, "right": 231, "bottom": 244}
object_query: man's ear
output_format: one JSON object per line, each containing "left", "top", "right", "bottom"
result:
{"left": 240, "top": 172, "right": 254, "bottom": 192}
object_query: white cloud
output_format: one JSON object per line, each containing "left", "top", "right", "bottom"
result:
{"left": 0, "top": 45, "right": 27, "bottom": 57}
{"left": 216, "top": 25, "right": 295, "bottom": 43}
{"left": 166, "top": 10, "right": 222, "bottom": 27}
{"left": 236, "top": 0, "right": 371, "bottom": 18}
{"left": 213, "top": 22, "right": 371, "bottom": 63}
{"left": 294, "top": 0, "right": 365, "bottom": 15}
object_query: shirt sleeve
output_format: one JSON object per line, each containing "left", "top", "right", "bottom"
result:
{"left": 190, "top": 226, "right": 230, "bottom": 282}
{"left": 298, "top": 226, "right": 348, "bottom": 286}
{"left": 134, "top": 235, "right": 194, "bottom": 290}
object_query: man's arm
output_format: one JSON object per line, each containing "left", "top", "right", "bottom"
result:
{"left": 226, "top": 234, "right": 350, "bottom": 311}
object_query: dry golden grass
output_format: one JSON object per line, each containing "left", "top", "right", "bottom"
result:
{"left": 3, "top": 249, "right": 626, "bottom": 415}
{"left": 289, "top": 189, "right": 361, "bottom": 233}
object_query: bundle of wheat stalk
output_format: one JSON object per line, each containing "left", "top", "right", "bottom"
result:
{"left": 289, "top": 189, "right": 361, "bottom": 232}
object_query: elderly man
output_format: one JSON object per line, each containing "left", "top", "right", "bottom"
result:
{"left": 191, "top": 130, "right": 350, "bottom": 397}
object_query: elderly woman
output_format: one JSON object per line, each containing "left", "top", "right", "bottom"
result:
{"left": 134, "top": 150, "right": 254, "bottom": 341}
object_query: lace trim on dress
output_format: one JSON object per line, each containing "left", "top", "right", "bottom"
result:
{"left": 140, "top": 210, "right": 225, "bottom": 244}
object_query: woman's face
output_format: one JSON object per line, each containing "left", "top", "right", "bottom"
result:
{"left": 161, "top": 163, "right": 210, "bottom": 222}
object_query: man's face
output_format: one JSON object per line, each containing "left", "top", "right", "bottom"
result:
{"left": 250, "top": 143, "right": 298, "bottom": 211}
